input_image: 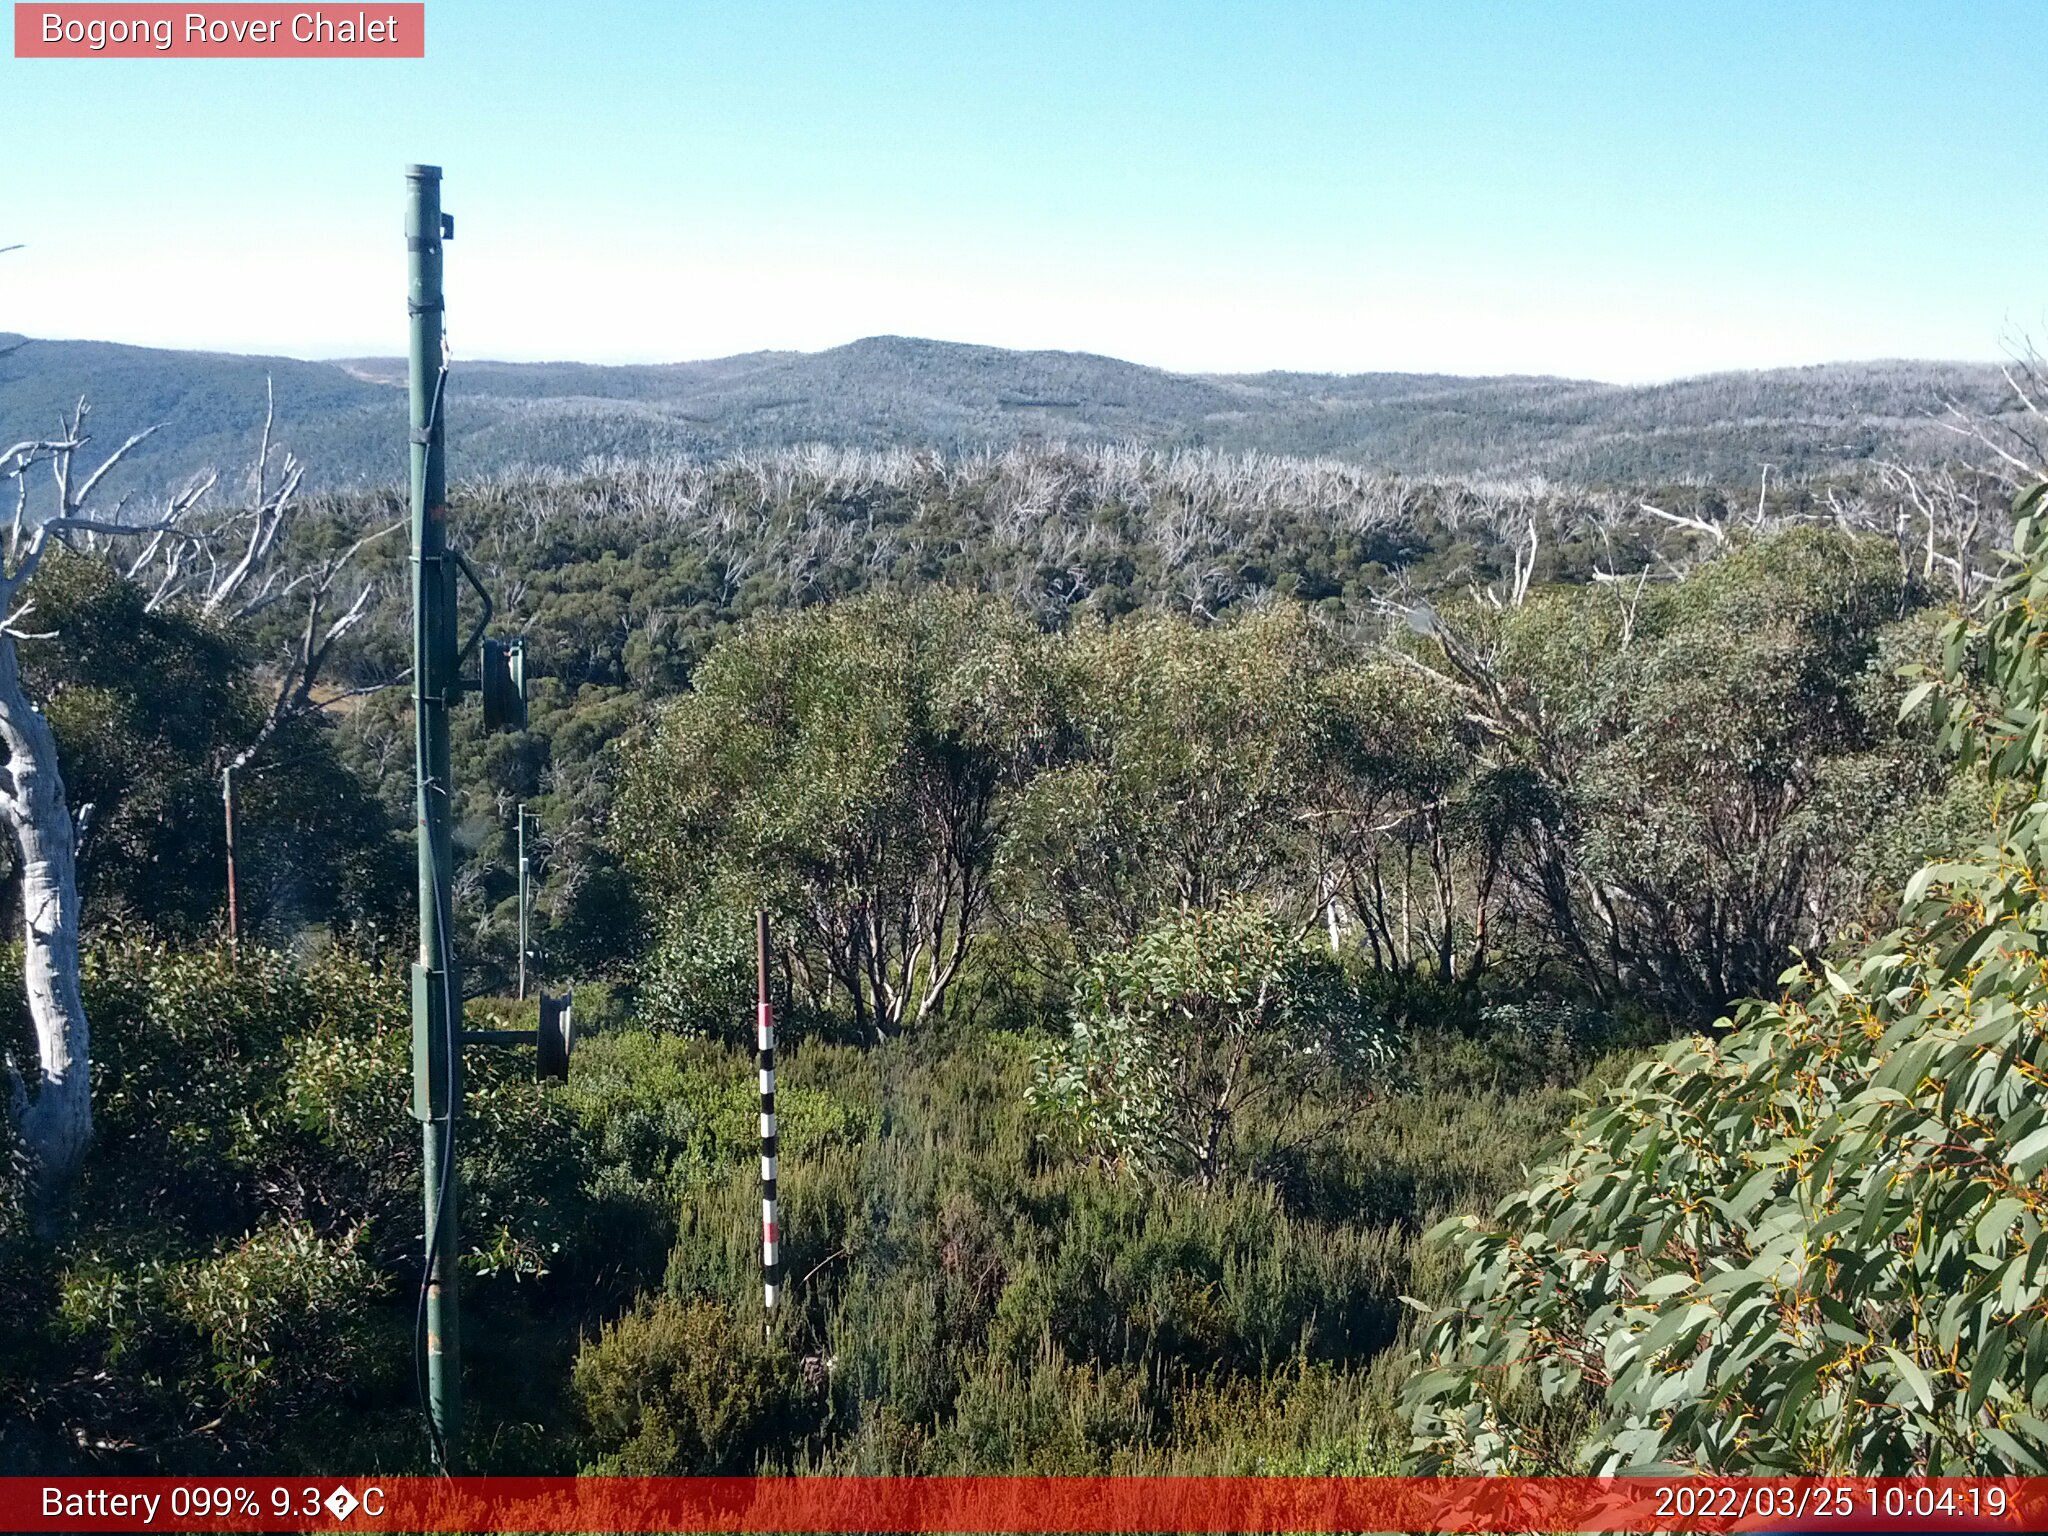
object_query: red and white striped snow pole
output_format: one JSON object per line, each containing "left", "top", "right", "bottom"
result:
{"left": 757, "top": 910, "right": 780, "bottom": 1314}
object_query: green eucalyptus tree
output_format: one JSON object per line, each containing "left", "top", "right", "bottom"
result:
{"left": 620, "top": 589, "right": 1057, "bottom": 1039}
{"left": 1407, "top": 487, "right": 2048, "bottom": 1474}
{"left": 995, "top": 605, "right": 1339, "bottom": 971}
{"left": 1406, "top": 527, "right": 1951, "bottom": 1021}
{"left": 1029, "top": 897, "right": 1396, "bottom": 1187}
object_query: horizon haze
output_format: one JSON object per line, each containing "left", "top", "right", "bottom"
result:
{"left": 0, "top": 326, "right": 2023, "bottom": 502}
{"left": 5, "top": 1, "right": 2045, "bottom": 381}
{"left": 28, "top": 328, "right": 2025, "bottom": 389}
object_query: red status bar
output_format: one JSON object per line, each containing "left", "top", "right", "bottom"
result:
{"left": 5, "top": 1475, "right": 2044, "bottom": 1533}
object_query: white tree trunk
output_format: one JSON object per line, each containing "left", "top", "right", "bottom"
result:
{"left": 0, "top": 410, "right": 298, "bottom": 1218}
{"left": 0, "top": 632, "right": 90, "bottom": 1201}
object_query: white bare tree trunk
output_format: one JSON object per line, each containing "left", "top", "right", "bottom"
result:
{"left": 0, "top": 395, "right": 381, "bottom": 1219}
{"left": 2, "top": 383, "right": 389, "bottom": 1226}
{"left": 0, "top": 631, "right": 90, "bottom": 1203}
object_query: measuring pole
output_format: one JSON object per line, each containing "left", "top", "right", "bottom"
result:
{"left": 407, "top": 162, "right": 462, "bottom": 1469}
{"left": 517, "top": 806, "right": 529, "bottom": 1001}
{"left": 221, "top": 765, "right": 238, "bottom": 953}
{"left": 757, "top": 911, "right": 780, "bottom": 1317}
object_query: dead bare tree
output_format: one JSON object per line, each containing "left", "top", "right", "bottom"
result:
{"left": 2, "top": 389, "right": 395, "bottom": 1211}
{"left": 117, "top": 382, "right": 402, "bottom": 866}
{"left": 1636, "top": 499, "right": 1727, "bottom": 546}
{"left": 1877, "top": 461, "right": 1994, "bottom": 600}
{"left": 0, "top": 412, "right": 205, "bottom": 1214}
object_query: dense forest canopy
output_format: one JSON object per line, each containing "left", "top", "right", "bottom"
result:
{"left": 2, "top": 390, "right": 2045, "bottom": 1473}
{"left": 295, "top": 443, "right": 2007, "bottom": 1005}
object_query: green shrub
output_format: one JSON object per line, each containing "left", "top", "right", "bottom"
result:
{"left": 631, "top": 890, "right": 757, "bottom": 1040}
{"left": 568, "top": 978, "right": 626, "bottom": 1036}
{"left": 58, "top": 1220, "right": 395, "bottom": 1429}
{"left": 568, "top": 1030, "right": 874, "bottom": 1197}
{"left": 0, "top": 941, "right": 622, "bottom": 1470}
{"left": 71, "top": 944, "right": 400, "bottom": 1240}
{"left": 573, "top": 1294, "right": 816, "bottom": 1473}
{"left": 1028, "top": 899, "right": 1396, "bottom": 1184}
{"left": 935, "top": 1358, "right": 1155, "bottom": 1473}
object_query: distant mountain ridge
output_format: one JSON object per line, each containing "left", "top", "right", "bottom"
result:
{"left": 0, "top": 331, "right": 2017, "bottom": 503}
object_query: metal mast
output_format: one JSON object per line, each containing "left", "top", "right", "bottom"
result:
{"left": 407, "top": 162, "right": 462, "bottom": 1469}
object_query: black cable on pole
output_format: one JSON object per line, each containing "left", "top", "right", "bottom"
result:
{"left": 410, "top": 362, "right": 458, "bottom": 1473}
{"left": 413, "top": 777, "right": 459, "bottom": 1472}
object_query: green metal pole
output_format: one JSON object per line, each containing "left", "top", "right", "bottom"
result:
{"left": 517, "top": 806, "right": 529, "bottom": 1002}
{"left": 406, "top": 162, "right": 462, "bottom": 1469}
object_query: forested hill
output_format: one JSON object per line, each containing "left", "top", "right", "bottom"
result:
{"left": 0, "top": 330, "right": 2018, "bottom": 501}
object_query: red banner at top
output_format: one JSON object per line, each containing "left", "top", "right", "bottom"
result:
{"left": 14, "top": 4, "right": 424, "bottom": 56}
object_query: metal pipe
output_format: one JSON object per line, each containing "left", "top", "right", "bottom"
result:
{"left": 517, "top": 806, "right": 528, "bottom": 1001}
{"left": 221, "top": 765, "right": 238, "bottom": 953}
{"left": 406, "top": 162, "right": 462, "bottom": 1470}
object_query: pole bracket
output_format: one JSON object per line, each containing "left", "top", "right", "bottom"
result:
{"left": 449, "top": 546, "right": 494, "bottom": 668}
{"left": 460, "top": 993, "right": 571, "bottom": 1081}
{"left": 461, "top": 1028, "right": 536, "bottom": 1046}
{"left": 410, "top": 962, "right": 457, "bottom": 1123}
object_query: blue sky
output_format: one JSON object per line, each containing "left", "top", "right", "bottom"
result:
{"left": 4, "top": 0, "right": 2044, "bottom": 380}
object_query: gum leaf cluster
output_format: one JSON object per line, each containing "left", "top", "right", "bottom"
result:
{"left": 1406, "top": 486, "right": 2048, "bottom": 1473}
